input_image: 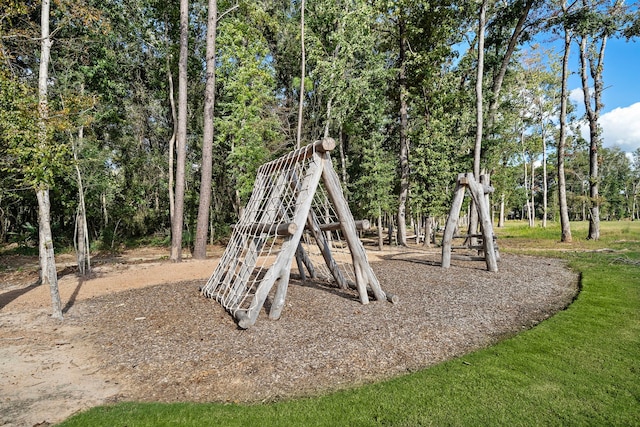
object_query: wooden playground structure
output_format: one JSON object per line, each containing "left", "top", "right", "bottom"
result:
{"left": 201, "top": 138, "right": 395, "bottom": 329}
{"left": 441, "top": 172, "right": 500, "bottom": 272}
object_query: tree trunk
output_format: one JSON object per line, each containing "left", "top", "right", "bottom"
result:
{"left": 170, "top": 0, "right": 189, "bottom": 261}
{"left": 530, "top": 160, "right": 535, "bottom": 227}
{"left": 579, "top": 31, "right": 606, "bottom": 240}
{"left": 339, "top": 127, "right": 348, "bottom": 188}
{"left": 423, "top": 216, "right": 433, "bottom": 248}
{"left": 37, "top": 189, "right": 62, "bottom": 319}
{"left": 487, "top": 0, "right": 534, "bottom": 128}
{"left": 37, "top": 0, "right": 62, "bottom": 320}
{"left": 166, "top": 48, "right": 177, "bottom": 225}
{"left": 498, "top": 193, "right": 505, "bottom": 227}
{"left": 73, "top": 125, "right": 90, "bottom": 275}
{"left": 377, "top": 210, "right": 383, "bottom": 251}
{"left": 541, "top": 107, "right": 548, "bottom": 228}
{"left": 397, "top": 16, "right": 409, "bottom": 247}
{"left": 194, "top": 0, "right": 218, "bottom": 260}
{"left": 469, "top": 0, "right": 486, "bottom": 240}
{"left": 296, "top": 0, "right": 306, "bottom": 149}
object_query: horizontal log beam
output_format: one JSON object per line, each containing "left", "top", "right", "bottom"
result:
{"left": 258, "top": 138, "right": 336, "bottom": 174}
{"left": 309, "top": 219, "right": 370, "bottom": 233}
{"left": 451, "top": 255, "right": 487, "bottom": 262}
{"left": 453, "top": 234, "right": 496, "bottom": 240}
{"left": 232, "top": 222, "right": 297, "bottom": 236}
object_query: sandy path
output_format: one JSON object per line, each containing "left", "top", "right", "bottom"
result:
{"left": 1, "top": 255, "right": 219, "bottom": 427}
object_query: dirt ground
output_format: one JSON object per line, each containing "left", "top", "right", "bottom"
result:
{"left": 0, "top": 245, "right": 578, "bottom": 427}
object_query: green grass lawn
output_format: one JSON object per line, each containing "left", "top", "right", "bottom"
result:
{"left": 58, "top": 221, "right": 640, "bottom": 426}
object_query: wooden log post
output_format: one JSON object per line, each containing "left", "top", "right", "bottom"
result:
{"left": 269, "top": 265, "right": 291, "bottom": 320}
{"left": 232, "top": 222, "right": 297, "bottom": 236}
{"left": 480, "top": 174, "right": 500, "bottom": 262}
{"left": 295, "top": 244, "right": 307, "bottom": 281}
{"left": 306, "top": 210, "right": 350, "bottom": 289}
{"left": 321, "top": 153, "right": 388, "bottom": 303}
{"left": 288, "top": 164, "right": 349, "bottom": 289}
{"left": 441, "top": 173, "right": 467, "bottom": 268}
{"left": 468, "top": 174, "right": 498, "bottom": 272}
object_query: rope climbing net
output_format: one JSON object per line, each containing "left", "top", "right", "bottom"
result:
{"left": 201, "top": 138, "right": 393, "bottom": 329}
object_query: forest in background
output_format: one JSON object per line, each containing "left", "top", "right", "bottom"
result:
{"left": 2, "top": 0, "right": 640, "bottom": 257}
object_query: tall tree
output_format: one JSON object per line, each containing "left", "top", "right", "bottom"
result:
{"left": 469, "top": 0, "right": 487, "bottom": 240}
{"left": 557, "top": 0, "right": 573, "bottom": 241}
{"left": 296, "top": 0, "right": 306, "bottom": 149}
{"left": 193, "top": 0, "right": 218, "bottom": 260}
{"left": 397, "top": 12, "right": 410, "bottom": 246}
{"left": 37, "top": 0, "right": 63, "bottom": 319}
{"left": 170, "top": 0, "right": 189, "bottom": 261}
{"left": 474, "top": 0, "right": 487, "bottom": 179}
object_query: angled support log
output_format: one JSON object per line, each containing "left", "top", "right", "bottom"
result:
{"left": 441, "top": 173, "right": 467, "bottom": 269}
{"left": 321, "top": 153, "right": 388, "bottom": 303}
{"left": 237, "top": 152, "right": 325, "bottom": 329}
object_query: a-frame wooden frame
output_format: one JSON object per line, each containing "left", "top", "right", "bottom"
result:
{"left": 441, "top": 173, "right": 499, "bottom": 272}
{"left": 201, "top": 138, "right": 393, "bottom": 329}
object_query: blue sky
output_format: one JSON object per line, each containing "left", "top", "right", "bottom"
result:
{"left": 565, "top": 37, "right": 640, "bottom": 154}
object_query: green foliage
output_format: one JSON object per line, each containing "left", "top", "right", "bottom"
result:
{"left": 1, "top": 0, "right": 637, "bottom": 247}
{"left": 0, "top": 71, "right": 38, "bottom": 170}
{"left": 215, "top": 10, "right": 282, "bottom": 205}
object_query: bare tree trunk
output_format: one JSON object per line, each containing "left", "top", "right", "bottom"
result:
{"left": 579, "top": 31, "right": 606, "bottom": 240}
{"left": 397, "top": 16, "right": 409, "bottom": 247}
{"left": 487, "top": 0, "right": 534, "bottom": 126}
{"left": 377, "top": 209, "right": 384, "bottom": 251}
{"left": 73, "top": 125, "right": 90, "bottom": 275}
{"left": 522, "top": 136, "right": 532, "bottom": 225}
{"left": 469, "top": 0, "right": 486, "bottom": 240}
{"left": 542, "top": 124, "right": 548, "bottom": 228}
{"left": 530, "top": 160, "right": 535, "bottom": 227}
{"left": 557, "top": 9, "right": 572, "bottom": 241}
{"left": 170, "top": 0, "right": 189, "bottom": 261}
{"left": 194, "top": 0, "right": 218, "bottom": 260}
{"left": 295, "top": 0, "right": 306, "bottom": 149}
{"left": 423, "top": 217, "right": 433, "bottom": 248}
{"left": 167, "top": 49, "right": 177, "bottom": 224}
{"left": 498, "top": 193, "right": 505, "bottom": 227}
{"left": 37, "top": 189, "right": 62, "bottom": 319}
{"left": 37, "top": 0, "right": 62, "bottom": 320}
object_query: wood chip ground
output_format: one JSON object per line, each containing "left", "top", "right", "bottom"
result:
{"left": 64, "top": 251, "right": 578, "bottom": 404}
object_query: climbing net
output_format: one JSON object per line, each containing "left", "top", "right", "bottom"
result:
{"left": 201, "top": 138, "right": 390, "bottom": 329}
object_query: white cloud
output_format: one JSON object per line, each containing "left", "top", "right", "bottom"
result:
{"left": 569, "top": 88, "right": 585, "bottom": 105}
{"left": 600, "top": 103, "right": 640, "bottom": 152}
{"left": 577, "top": 102, "right": 640, "bottom": 153}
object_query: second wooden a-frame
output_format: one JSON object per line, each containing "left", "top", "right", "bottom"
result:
{"left": 441, "top": 173, "right": 499, "bottom": 272}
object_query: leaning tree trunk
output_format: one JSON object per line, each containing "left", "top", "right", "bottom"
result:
{"left": 194, "top": 0, "right": 218, "bottom": 260}
{"left": 397, "top": 16, "right": 409, "bottom": 247}
{"left": 170, "top": 0, "right": 189, "bottom": 261}
{"left": 37, "top": 0, "right": 62, "bottom": 320}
